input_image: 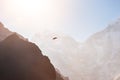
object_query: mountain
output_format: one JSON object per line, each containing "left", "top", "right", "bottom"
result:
{"left": 78, "top": 20, "right": 120, "bottom": 80}
{"left": 56, "top": 69, "right": 69, "bottom": 80}
{"left": 0, "top": 33, "right": 56, "bottom": 80}
{"left": 0, "top": 22, "right": 13, "bottom": 41}
{"left": 32, "top": 19, "right": 120, "bottom": 80}
{"left": 0, "top": 22, "right": 67, "bottom": 80}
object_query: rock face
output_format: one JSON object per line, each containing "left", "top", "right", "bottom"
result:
{"left": 56, "top": 69, "right": 69, "bottom": 80}
{"left": 0, "top": 23, "right": 57, "bottom": 80}
{"left": 0, "top": 22, "right": 13, "bottom": 41}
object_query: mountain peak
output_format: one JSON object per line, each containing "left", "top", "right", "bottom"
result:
{"left": 0, "top": 22, "right": 13, "bottom": 41}
{"left": 105, "top": 19, "right": 120, "bottom": 32}
{"left": 0, "top": 22, "right": 4, "bottom": 28}
{"left": 0, "top": 23, "right": 60, "bottom": 80}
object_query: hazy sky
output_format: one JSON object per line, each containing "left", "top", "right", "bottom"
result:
{"left": 0, "top": 0, "right": 120, "bottom": 42}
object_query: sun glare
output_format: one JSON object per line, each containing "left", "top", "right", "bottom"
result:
{"left": 1, "top": 0, "right": 66, "bottom": 37}
{"left": 9, "top": 0, "right": 54, "bottom": 15}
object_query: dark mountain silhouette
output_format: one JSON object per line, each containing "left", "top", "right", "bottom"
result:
{"left": 0, "top": 33, "right": 56, "bottom": 80}
{"left": 0, "top": 22, "right": 68, "bottom": 80}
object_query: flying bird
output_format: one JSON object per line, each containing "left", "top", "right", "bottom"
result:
{"left": 52, "top": 37, "right": 57, "bottom": 40}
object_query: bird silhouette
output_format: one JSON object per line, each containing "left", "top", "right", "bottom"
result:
{"left": 52, "top": 37, "right": 57, "bottom": 40}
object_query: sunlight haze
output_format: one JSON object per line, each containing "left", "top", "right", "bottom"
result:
{"left": 0, "top": 0, "right": 120, "bottom": 41}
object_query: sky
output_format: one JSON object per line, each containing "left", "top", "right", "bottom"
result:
{"left": 0, "top": 0, "right": 120, "bottom": 42}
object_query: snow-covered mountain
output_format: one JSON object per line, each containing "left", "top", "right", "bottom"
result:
{"left": 32, "top": 19, "right": 120, "bottom": 80}
{"left": 79, "top": 20, "right": 120, "bottom": 80}
{"left": 83, "top": 21, "right": 120, "bottom": 80}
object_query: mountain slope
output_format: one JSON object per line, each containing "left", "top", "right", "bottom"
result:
{"left": 0, "top": 22, "right": 69, "bottom": 80}
{"left": 0, "top": 33, "right": 57, "bottom": 80}
{"left": 78, "top": 20, "right": 120, "bottom": 80}
{"left": 0, "top": 22, "right": 68, "bottom": 80}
